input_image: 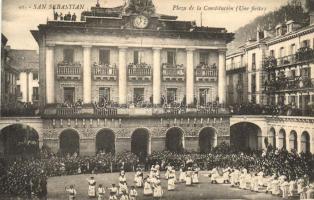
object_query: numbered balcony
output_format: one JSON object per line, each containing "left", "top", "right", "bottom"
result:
{"left": 128, "top": 63, "right": 152, "bottom": 81}
{"left": 195, "top": 64, "right": 218, "bottom": 82}
{"left": 162, "top": 63, "right": 185, "bottom": 82}
{"left": 93, "top": 63, "right": 117, "bottom": 81}
{"left": 56, "top": 62, "right": 81, "bottom": 80}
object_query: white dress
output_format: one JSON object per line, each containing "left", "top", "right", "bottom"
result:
{"left": 88, "top": 179, "right": 96, "bottom": 197}
{"left": 134, "top": 172, "right": 143, "bottom": 187}
{"left": 97, "top": 187, "right": 105, "bottom": 200}
{"left": 168, "top": 174, "right": 176, "bottom": 190}
{"left": 153, "top": 186, "right": 163, "bottom": 198}
{"left": 186, "top": 171, "right": 192, "bottom": 185}
{"left": 192, "top": 171, "right": 199, "bottom": 183}
{"left": 179, "top": 169, "right": 186, "bottom": 182}
{"left": 143, "top": 181, "right": 153, "bottom": 195}
{"left": 129, "top": 189, "right": 138, "bottom": 200}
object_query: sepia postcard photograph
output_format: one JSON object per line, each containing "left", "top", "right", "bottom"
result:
{"left": 0, "top": 0, "right": 314, "bottom": 199}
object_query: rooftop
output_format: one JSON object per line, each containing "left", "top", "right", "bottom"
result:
{"left": 7, "top": 49, "right": 39, "bottom": 72}
{"left": 31, "top": 1, "right": 234, "bottom": 43}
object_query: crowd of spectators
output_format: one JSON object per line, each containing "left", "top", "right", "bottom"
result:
{"left": 53, "top": 11, "right": 77, "bottom": 21}
{"left": 1, "top": 101, "right": 39, "bottom": 117}
{"left": 230, "top": 102, "right": 314, "bottom": 116}
{"left": 1, "top": 142, "right": 313, "bottom": 198}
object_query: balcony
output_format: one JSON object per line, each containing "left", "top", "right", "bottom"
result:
{"left": 226, "top": 62, "right": 247, "bottom": 74}
{"left": 94, "top": 107, "right": 118, "bottom": 116}
{"left": 128, "top": 63, "right": 152, "bottom": 81}
{"left": 56, "top": 107, "right": 82, "bottom": 116}
{"left": 195, "top": 64, "right": 218, "bottom": 82}
{"left": 264, "top": 77, "right": 314, "bottom": 94}
{"left": 56, "top": 62, "right": 81, "bottom": 80}
{"left": 93, "top": 63, "right": 117, "bottom": 81}
{"left": 162, "top": 63, "right": 185, "bottom": 82}
{"left": 263, "top": 47, "right": 314, "bottom": 70}
{"left": 32, "top": 94, "right": 39, "bottom": 102}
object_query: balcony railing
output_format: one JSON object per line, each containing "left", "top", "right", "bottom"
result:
{"left": 263, "top": 47, "right": 314, "bottom": 70}
{"left": 128, "top": 63, "right": 152, "bottom": 80}
{"left": 56, "top": 107, "right": 82, "bottom": 116}
{"left": 226, "top": 62, "right": 247, "bottom": 71}
{"left": 94, "top": 107, "right": 117, "bottom": 116}
{"left": 162, "top": 64, "right": 185, "bottom": 81}
{"left": 264, "top": 77, "right": 314, "bottom": 93}
{"left": 32, "top": 94, "right": 39, "bottom": 101}
{"left": 93, "top": 64, "right": 117, "bottom": 80}
{"left": 56, "top": 62, "right": 81, "bottom": 80}
{"left": 195, "top": 64, "right": 218, "bottom": 81}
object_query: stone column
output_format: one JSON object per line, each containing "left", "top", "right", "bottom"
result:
{"left": 186, "top": 48, "right": 195, "bottom": 105}
{"left": 118, "top": 47, "right": 128, "bottom": 104}
{"left": 46, "top": 44, "right": 55, "bottom": 104}
{"left": 153, "top": 48, "right": 161, "bottom": 105}
{"left": 218, "top": 49, "right": 227, "bottom": 104}
{"left": 83, "top": 45, "right": 92, "bottom": 104}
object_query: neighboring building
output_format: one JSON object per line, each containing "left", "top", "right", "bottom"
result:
{"left": 8, "top": 50, "right": 39, "bottom": 104}
{"left": 264, "top": 19, "right": 314, "bottom": 114}
{"left": 29, "top": 1, "right": 234, "bottom": 156}
{"left": 1, "top": 34, "right": 18, "bottom": 115}
{"left": 226, "top": 12, "right": 314, "bottom": 113}
{"left": 226, "top": 49, "right": 248, "bottom": 105}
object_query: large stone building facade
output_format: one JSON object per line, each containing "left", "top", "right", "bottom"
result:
{"left": 27, "top": 1, "right": 234, "bottom": 156}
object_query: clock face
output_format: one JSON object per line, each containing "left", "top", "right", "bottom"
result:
{"left": 133, "top": 15, "right": 149, "bottom": 29}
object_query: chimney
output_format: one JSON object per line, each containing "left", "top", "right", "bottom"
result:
{"left": 256, "top": 26, "right": 264, "bottom": 42}
{"left": 310, "top": 12, "right": 314, "bottom": 25}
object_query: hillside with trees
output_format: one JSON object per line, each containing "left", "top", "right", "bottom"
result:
{"left": 228, "top": 0, "right": 311, "bottom": 53}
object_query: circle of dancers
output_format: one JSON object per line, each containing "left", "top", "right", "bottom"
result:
{"left": 64, "top": 162, "right": 203, "bottom": 200}
{"left": 65, "top": 162, "right": 314, "bottom": 200}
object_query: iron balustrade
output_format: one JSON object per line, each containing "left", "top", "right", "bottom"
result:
{"left": 57, "top": 63, "right": 81, "bottom": 76}
{"left": 195, "top": 68, "right": 217, "bottom": 77}
{"left": 32, "top": 94, "right": 39, "bottom": 101}
{"left": 94, "top": 107, "right": 117, "bottom": 116}
{"left": 128, "top": 64, "right": 152, "bottom": 76}
{"left": 263, "top": 48, "right": 314, "bottom": 70}
{"left": 226, "top": 62, "right": 247, "bottom": 71}
{"left": 56, "top": 107, "right": 82, "bottom": 115}
{"left": 265, "top": 77, "right": 314, "bottom": 93}
{"left": 162, "top": 64, "right": 185, "bottom": 77}
{"left": 93, "top": 65, "right": 117, "bottom": 76}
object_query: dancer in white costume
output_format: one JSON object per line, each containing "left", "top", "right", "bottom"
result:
{"left": 168, "top": 168, "right": 176, "bottom": 191}
{"left": 87, "top": 177, "right": 96, "bottom": 198}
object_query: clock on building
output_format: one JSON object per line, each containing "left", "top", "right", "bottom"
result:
{"left": 133, "top": 15, "right": 149, "bottom": 29}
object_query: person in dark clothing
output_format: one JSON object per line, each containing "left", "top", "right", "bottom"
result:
{"left": 39, "top": 177, "right": 47, "bottom": 199}
{"left": 54, "top": 11, "right": 59, "bottom": 20}
{"left": 72, "top": 13, "right": 77, "bottom": 21}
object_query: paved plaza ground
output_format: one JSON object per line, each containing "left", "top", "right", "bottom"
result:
{"left": 46, "top": 172, "right": 285, "bottom": 200}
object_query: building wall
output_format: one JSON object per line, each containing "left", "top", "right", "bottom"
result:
{"left": 52, "top": 45, "right": 220, "bottom": 104}
{"left": 42, "top": 116, "right": 230, "bottom": 156}
{"left": 16, "top": 71, "right": 39, "bottom": 103}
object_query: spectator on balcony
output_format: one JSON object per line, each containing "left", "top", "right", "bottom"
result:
{"left": 71, "top": 13, "right": 77, "bottom": 21}
{"left": 60, "top": 13, "right": 64, "bottom": 20}
{"left": 75, "top": 99, "right": 83, "bottom": 107}
{"left": 161, "top": 95, "right": 166, "bottom": 106}
{"left": 212, "top": 63, "right": 217, "bottom": 69}
{"left": 181, "top": 96, "right": 186, "bottom": 107}
{"left": 54, "top": 11, "right": 59, "bottom": 20}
